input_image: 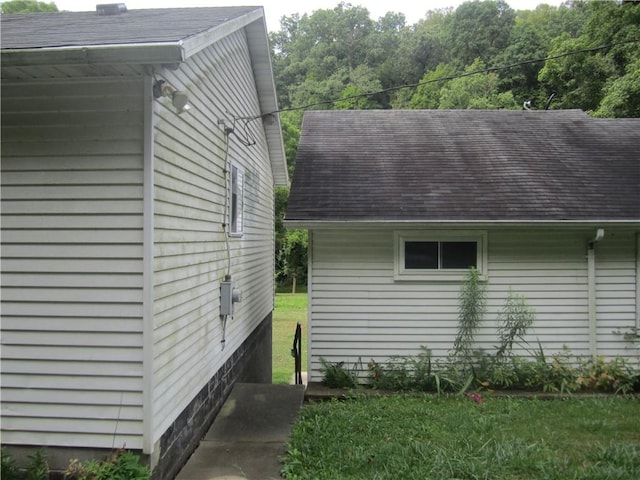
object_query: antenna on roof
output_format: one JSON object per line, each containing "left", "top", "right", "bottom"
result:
{"left": 96, "top": 3, "right": 127, "bottom": 15}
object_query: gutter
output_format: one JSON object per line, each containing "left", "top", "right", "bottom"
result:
{"left": 283, "top": 219, "right": 640, "bottom": 230}
{"left": 587, "top": 229, "right": 605, "bottom": 358}
{"left": 1, "top": 42, "right": 186, "bottom": 67}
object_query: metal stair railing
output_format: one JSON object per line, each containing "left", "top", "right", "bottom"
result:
{"left": 291, "top": 322, "right": 302, "bottom": 385}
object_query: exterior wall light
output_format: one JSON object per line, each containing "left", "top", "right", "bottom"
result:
{"left": 153, "top": 79, "right": 191, "bottom": 114}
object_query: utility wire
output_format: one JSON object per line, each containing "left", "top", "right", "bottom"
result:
{"left": 266, "top": 38, "right": 639, "bottom": 116}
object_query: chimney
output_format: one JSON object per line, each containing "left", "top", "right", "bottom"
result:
{"left": 96, "top": 3, "right": 127, "bottom": 15}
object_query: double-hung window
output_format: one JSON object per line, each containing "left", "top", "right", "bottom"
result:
{"left": 394, "top": 231, "right": 487, "bottom": 281}
{"left": 229, "top": 164, "right": 244, "bottom": 236}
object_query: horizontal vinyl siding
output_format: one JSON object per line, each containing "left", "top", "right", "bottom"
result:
{"left": 1, "top": 77, "right": 145, "bottom": 449}
{"left": 595, "top": 232, "right": 639, "bottom": 356}
{"left": 308, "top": 228, "right": 639, "bottom": 382}
{"left": 152, "top": 29, "right": 275, "bottom": 443}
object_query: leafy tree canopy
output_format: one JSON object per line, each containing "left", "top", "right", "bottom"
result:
{"left": 538, "top": 1, "right": 640, "bottom": 115}
{"left": 1, "top": 0, "right": 57, "bottom": 13}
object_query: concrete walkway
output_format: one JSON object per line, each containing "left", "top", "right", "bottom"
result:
{"left": 176, "top": 383, "right": 305, "bottom": 480}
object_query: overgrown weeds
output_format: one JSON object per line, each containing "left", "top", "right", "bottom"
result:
{"left": 0, "top": 448, "right": 149, "bottom": 480}
{"left": 365, "top": 345, "right": 639, "bottom": 394}
{"left": 64, "top": 450, "right": 149, "bottom": 480}
{"left": 452, "top": 267, "right": 486, "bottom": 370}
{"left": 319, "top": 357, "right": 360, "bottom": 389}
{"left": 2, "top": 448, "right": 19, "bottom": 480}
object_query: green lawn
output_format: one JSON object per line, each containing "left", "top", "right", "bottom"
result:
{"left": 283, "top": 395, "right": 640, "bottom": 479}
{"left": 273, "top": 293, "right": 307, "bottom": 384}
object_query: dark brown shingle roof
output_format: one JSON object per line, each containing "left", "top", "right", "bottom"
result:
{"left": 286, "top": 109, "right": 640, "bottom": 224}
{"left": 0, "top": 6, "right": 259, "bottom": 49}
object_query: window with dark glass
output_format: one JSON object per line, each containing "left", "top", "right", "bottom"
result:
{"left": 405, "top": 241, "right": 477, "bottom": 270}
{"left": 405, "top": 241, "right": 438, "bottom": 269}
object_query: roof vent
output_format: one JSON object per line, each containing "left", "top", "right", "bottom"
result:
{"left": 96, "top": 3, "right": 127, "bottom": 15}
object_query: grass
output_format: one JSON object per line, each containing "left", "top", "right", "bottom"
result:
{"left": 283, "top": 395, "right": 640, "bottom": 479}
{"left": 273, "top": 292, "right": 307, "bottom": 384}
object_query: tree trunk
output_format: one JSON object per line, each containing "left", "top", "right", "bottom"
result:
{"left": 291, "top": 276, "right": 297, "bottom": 294}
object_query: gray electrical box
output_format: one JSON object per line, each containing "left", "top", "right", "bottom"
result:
{"left": 220, "top": 279, "right": 242, "bottom": 316}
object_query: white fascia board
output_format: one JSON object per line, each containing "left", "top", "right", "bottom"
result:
{"left": 241, "top": 9, "right": 288, "bottom": 186}
{"left": 265, "top": 117, "right": 289, "bottom": 187}
{"left": 1, "top": 42, "right": 185, "bottom": 67}
{"left": 283, "top": 219, "right": 640, "bottom": 230}
{"left": 180, "top": 7, "right": 264, "bottom": 59}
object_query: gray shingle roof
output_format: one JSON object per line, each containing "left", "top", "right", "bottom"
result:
{"left": 1, "top": 6, "right": 259, "bottom": 49}
{"left": 286, "top": 109, "right": 640, "bottom": 224}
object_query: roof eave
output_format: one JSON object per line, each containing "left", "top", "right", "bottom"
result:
{"left": 284, "top": 219, "right": 640, "bottom": 230}
{"left": 181, "top": 7, "right": 263, "bottom": 58}
{"left": 1, "top": 42, "right": 185, "bottom": 67}
{"left": 244, "top": 12, "right": 289, "bottom": 186}
{"left": 0, "top": 7, "right": 266, "bottom": 68}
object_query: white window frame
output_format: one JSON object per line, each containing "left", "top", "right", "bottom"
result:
{"left": 229, "top": 163, "right": 244, "bottom": 236}
{"left": 394, "top": 230, "right": 488, "bottom": 282}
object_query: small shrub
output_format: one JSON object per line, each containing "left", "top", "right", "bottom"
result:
{"left": 368, "top": 356, "right": 416, "bottom": 391}
{"left": 495, "top": 289, "right": 535, "bottom": 360}
{"left": 1, "top": 448, "right": 19, "bottom": 480}
{"left": 319, "top": 358, "right": 360, "bottom": 389}
{"left": 368, "top": 349, "right": 474, "bottom": 394}
{"left": 26, "top": 449, "right": 48, "bottom": 480}
{"left": 366, "top": 342, "right": 639, "bottom": 395}
{"left": 576, "top": 355, "right": 639, "bottom": 394}
{"left": 65, "top": 450, "right": 149, "bottom": 480}
{"left": 452, "top": 268, "right": 486, "bottom": 368}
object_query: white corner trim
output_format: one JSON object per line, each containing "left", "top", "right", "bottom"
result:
{"left": 142, "top": 75, "right": 156, "bottom": 456}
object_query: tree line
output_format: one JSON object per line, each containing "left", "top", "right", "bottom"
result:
{"left": 273, "top": 0, "right": 639, "bottom": 290}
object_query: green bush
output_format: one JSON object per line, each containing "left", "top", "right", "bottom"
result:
{"left": 26, "top": 449, "right": 48, "bottom": 480}
{"left": 495, "top": 288, "right": 536, "bottom": 361}
{"left": 367, "top": 345, "right": 639, "bottom": 395}
{"left": 65, "top": 450, "right": 149, "bottom": 480}
{"left": 319, "top": 358, "right": 360, "bottom": 389}
{"left": 0, "top": 448, "right": 149, "bottom": 480}
{"left": 1, "top": 448, "right": 19, "bottom": 480}
{"left": 452, "top": 267, "right": 486, "bottom": 369}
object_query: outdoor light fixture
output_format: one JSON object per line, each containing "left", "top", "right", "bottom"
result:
{"left": 153, "top": 79, "right": 191, "bottom": 114}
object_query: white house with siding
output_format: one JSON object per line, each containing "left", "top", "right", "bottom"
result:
{"left": 1, "top": 6, "right": 288, "bottom": 478}
{"left": 285, "top": 109, "right": 640, "bottom": 383}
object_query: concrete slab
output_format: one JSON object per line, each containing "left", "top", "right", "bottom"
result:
{"left": 176, "top": 383, "right": 305, "bottom": 480}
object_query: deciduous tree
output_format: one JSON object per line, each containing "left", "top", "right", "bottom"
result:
{"left": 1, "top": 0, "right": 57, "bottom": 12}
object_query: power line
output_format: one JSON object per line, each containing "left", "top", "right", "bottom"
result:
{"left": 267, "top": 38, "right": 639, "bottom": 116}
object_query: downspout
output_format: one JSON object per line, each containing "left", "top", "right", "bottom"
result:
{"left": 587, "top": 228, "right": 605, "bottom": 358}
{"left": 636, "top": 233, "right": 640, "bottom": 336}
{"left": 306, "top": 230, "right": 313, "bottom": 383}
